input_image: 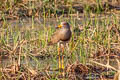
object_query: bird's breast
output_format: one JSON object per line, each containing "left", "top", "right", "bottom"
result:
{"left": 60, "top": 29, "right": 71, "bottom": 41}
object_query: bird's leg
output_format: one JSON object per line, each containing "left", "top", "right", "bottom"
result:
{"left": 61, "top": 45, "right": 64, "bottom": 69}
{"left": 61, "top": 44, "right": 65, "bottom": 77}
{"left": 58, "top": 43, "right": 61, "bottom": 69}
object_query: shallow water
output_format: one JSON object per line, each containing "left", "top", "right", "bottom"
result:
{"left": 0, "top": 13, "right": 120, "bottom": 79}
{"left": 1, "top": 13, "right": 120, "bottom": 66}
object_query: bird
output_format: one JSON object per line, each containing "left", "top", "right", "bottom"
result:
{"left": 48, "top": 22, "right": 72, "bottom": 70}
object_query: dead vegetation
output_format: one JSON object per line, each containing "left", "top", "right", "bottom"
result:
{"left": 0, "top": 0, "right": 120, "bottom": 80}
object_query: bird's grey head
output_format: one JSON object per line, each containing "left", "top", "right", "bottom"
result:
{"left": 61, "top": 22, "right": 70, "bottom": 29}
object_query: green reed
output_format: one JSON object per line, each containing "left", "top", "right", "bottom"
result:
{"left": 0, "top": 0, "right": 120, "bottom": 79}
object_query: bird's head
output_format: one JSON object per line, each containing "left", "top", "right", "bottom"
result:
{"left": 56, "top": 22, "right": 70, "bottom": 29}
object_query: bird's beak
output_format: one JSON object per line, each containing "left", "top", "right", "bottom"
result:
{"left": 57, "top": 25, "right": 62, "bottom": 28}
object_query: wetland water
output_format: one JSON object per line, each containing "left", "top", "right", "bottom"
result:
{"left": 0, "top": 14, "right": 120, "bottom": 79}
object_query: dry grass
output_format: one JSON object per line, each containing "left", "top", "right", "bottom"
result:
{"left": 0, "top": 0, "right": 120, "bottom": 80}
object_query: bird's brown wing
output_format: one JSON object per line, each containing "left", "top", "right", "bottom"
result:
{"left": 48, "top": 29, "right": 61, "bottom": 45}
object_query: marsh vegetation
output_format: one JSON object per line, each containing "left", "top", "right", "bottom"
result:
{"left": 0, "top": 0, "right": 120, "bottom": 80}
